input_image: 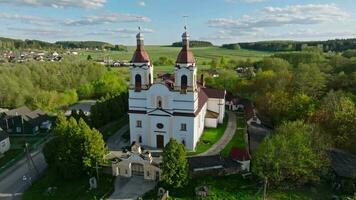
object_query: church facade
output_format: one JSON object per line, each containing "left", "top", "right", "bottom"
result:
{"left": 128, "top": 30, "right": 225, "bottom": 150}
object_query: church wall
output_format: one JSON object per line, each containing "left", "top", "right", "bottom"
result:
{"left": 149, "top": 115, "right": 171, "bottom": 147}
{"left": 172, "top": 116, "right": 195, "bottom": 149}
{"left": 129, "top": 113, "right": 147, "bottom": 145}
{"left": 207, "top": 98, "right": 225, "bottom": 123}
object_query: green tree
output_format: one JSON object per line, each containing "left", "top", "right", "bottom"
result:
{"left": 161, "top": 138, "right": 189, "bottom": 188}
{"left": 253, "top": 121, "right": 329, "bottom": 187}
{"left": 292, "top": 64, "right": 326, "bottom": 97}
{"left": 43, "top": 114, "right": 107, "bottom": 179}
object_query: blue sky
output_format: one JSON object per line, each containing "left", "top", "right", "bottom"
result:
{"left": 0, "top": 0, "right": 355, "bottom": 45}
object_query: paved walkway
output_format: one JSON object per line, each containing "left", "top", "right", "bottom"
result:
{"left": 106, "top": 124, "right": 130, "bottom": 151}
{"left": 198, "top": 111, "right": 236, "bottom": 156}
{"left": 108, "top": 176, "right": 156, "bottom": 200}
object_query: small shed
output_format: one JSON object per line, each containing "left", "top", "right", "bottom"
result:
{"left": 0, "top": 129, "right": 10, "bottom": 154}
{"left": 230, "top": 147, "right": 251, "bottom": 172}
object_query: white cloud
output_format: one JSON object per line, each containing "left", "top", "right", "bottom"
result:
{"left": 207, "top": 4, "right": 351, "bottom": 41}
{"left": 138, "top": 1, "right": 146, "bottom": 7}
{"left": 7, "top": 27, "right": 66, "bottom": 36}
{"left": 0, "top": 13, "right": 54, "bottom": 25}
{"left": 64, "top": 13, "right": 151, "bottom": 26}
{"left": 0, "top": 0, "right": 106, "bottom": 9}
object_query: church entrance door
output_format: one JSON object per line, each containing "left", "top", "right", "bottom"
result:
{"left": 156, "top": 135, "right": 164, "bottom": 148}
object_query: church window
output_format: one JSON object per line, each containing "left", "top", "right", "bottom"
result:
{"left": 136, "top": 120, "right": 142, "bottom": 128}
{"left": 180, "top": 123, "right": 187, "bottom": 131}
{"left": 156, "top": 123, "right": 164, "bottom": 129}
{"left": 157, "top": 96, "right": 162, "bottom": 108}
{"left": 148, "top": 73, "right": 152, "bottom": 86}
{"left": 147, "top": 171, "right": 150, "bottom": 177}
{"left": 181, "top": 75, "right": 187, "bottom": 93}
{"left": 135, "top": 74, "right": 142, "bottom": 92}
{"left": 138, "top": 135, "right": 142, "bottom": 143}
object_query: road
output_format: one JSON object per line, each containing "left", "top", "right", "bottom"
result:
{"left": 106, "top": 124, "right": 129, "bottom": 151}
{"left": 0, "top": 150, "right": 47, "bottom": 200}
{"left": 198, "top": 111, "right": 237, "bottom": 156}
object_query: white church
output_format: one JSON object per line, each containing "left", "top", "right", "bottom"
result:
{"left": 128, "top": 29, "right": 226, "bottom": 150}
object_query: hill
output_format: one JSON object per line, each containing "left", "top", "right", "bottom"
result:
{"left": 223, "top": 38, "right": 356, "bottom": 52}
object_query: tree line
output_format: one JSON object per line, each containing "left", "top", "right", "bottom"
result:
{"left": 171, "top": 40, "right": 213, "bottom": 48}
{"left": 222, "top": 38, "right": 356, "bottom": 52}
{"left": 0, "top": 37, "right": 127, "bottom": 50}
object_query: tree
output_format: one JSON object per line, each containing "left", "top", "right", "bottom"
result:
{"left": 43, "top": 114, "right": 107, "bottom": 179}
{"left": 87, "top": 55, "right": 92, "bottom": 60}
{"left": 292, "top": 64, "right": 326, "bottom": 97}
{"left": 161, "top": 138, "right": 189, "bottom": 188}
{"left": 252, "top": 121, "right": 329, "bottom": 187}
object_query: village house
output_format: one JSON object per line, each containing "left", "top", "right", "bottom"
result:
{"left": 0, "top": 106, "right": 52, "bottom": 135}
{"left": 0, "top": 128, "right": 10, "bottom": 154}
{"left": 128, "top": 30, "right": 226, "bottom": 150}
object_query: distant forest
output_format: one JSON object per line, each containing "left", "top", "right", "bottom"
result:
{"left": 222, "top": 38, "right": 356, "bottom": 52}
{"left": 0, "top": 37, "right": 126, "bottom": 51}
{"left": 171, "top": 40, "right": 213, "bottom": 48}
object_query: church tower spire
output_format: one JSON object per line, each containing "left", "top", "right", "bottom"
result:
{"left": 129, "top": 28, "right": 153, "bottom": 92}
{"left": 176, "top": 28, "right": 195, "bottom": 64}
{"left": 175, "top": 26, "right": 197, "bottom": 93}
{"left": 131, "top": 28, "right": 150, "bottom": 63}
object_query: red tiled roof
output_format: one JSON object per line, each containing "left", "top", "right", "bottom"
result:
{"left": 176, "top": 45, "right": 195, "bottom": 64}
{"left": 230, "top": 147, "right": 251, "bottom": 161}
{"left": 196, "top": 87, "right": 209, "bottom": 115}
{"left": 201, "top": 87, "right": 225, "bottom": 99}
{"left": 131, "top": 43, "right": 150, "bottom": 63}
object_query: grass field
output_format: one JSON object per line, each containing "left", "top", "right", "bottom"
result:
{"left": 188, "top": 115, "right": 228, "bottom": 156}
{"left": 143, "top": 174, "right": 334, "bottom": 200}
{"left": 23, "top": 169, "right": 114, "bottom": 200}
{"left": 80, "top": 45, "right": 271, "bottom": 65}
{"left": 220, "top": 112, "right": 247, "bottom": 157}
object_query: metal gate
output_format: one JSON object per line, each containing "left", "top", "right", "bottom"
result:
{"left": 131, "top": 163, "right": 144, "bottom": 176}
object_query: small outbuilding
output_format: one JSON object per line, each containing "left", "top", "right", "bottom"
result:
{"left": 111, "top": 142, "right": 161, "bottom": 180}
{"left": 230, "top": 147, "right": 251, "bottom": 172}
{"left": 0, "top": 128, "right": 10, "bottom": 154}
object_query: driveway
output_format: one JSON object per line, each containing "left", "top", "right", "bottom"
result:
{"left": 106, "top": 124, "right": 130, "bottom": 151}
{"left": 198, "top": 111, "right": 237, "bottom": 156}
{"left": 108, "top": 176, "right": 156, "bottom": 200}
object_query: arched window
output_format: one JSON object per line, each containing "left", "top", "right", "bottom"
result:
{"left": 135, "top": 74, "right": 141, "bottom": 91}
{"left": 148, "top": 73, "right": 152, "bottom": 86}
{"left": 181, "top": 75, "right": 187, "bottom": 92}
{"left": 157, "top": 96, "right": 162, "bottom": 108}
{"left": 138, "top": 135, "right": 142, "bottom": 143}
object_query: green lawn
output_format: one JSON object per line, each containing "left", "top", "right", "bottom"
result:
{"left": 80, "top": 46, "right": 270, "bottom": 63}
{"left": 220, "top": 112, "right": 247, "bottom": 157}
{"left": 23, "top": 169, "right": 114, "bottom": 200}
{"left": 188, "top": 115, "right": 228, "bottom": 156}
{"left": 143, "top": 174, "right": 334, "bottom": 200}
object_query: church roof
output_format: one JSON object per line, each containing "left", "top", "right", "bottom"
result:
{"left": 201, "top": 87, "right": 225, "bottom": 99}
{"left": 176, "top": 46, "right": 195, "bottom": 64}
{"left": 131, "top": 44, "right": 150, "bottom": 63}
{"left": 131, "top": 32, "right": 150, "bottom": 63}
{"left": 176, "top": 31, "right": 195, "bottom": 64}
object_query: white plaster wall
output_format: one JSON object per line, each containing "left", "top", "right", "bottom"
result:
{"left": 172, "top": 116, "right": 195, "bottom": 150}
{"left": 0, "top": 138, "right": 10, "bottom": 154}
{"left": 207, "top": 98, "right": 225, "bottom": 123}
{"left": 129, "top": 113, "right": 148, "bottom": 146}
{"left": 205, "top": 118, "right": 218, "bottom": 128}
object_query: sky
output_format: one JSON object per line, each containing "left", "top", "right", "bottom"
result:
{"left": 0, "top": 0, "right": 356, "bottom": 45}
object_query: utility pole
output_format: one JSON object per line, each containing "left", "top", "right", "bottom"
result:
{"left": 95, "top": 161, "right": 99, "bottom": 182}
{"left": 263, "top": 176, "right": 268, "bottom": 200}
{"left": 25, "top": 142, "right": 39, "bottom": 176}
